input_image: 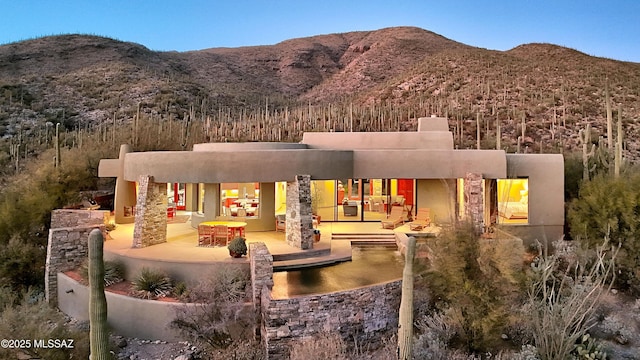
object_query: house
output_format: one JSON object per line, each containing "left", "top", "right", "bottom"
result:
{"left": 98, "top": 117, "right": 564, "bottom": 248}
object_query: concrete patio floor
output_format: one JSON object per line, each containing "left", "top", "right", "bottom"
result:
{"left": 104, "top": 212, "right": 439, "bottom": 270}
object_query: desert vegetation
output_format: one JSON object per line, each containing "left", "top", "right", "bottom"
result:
{"left": 0, "top": 27, "right": 639, "bottom": 358}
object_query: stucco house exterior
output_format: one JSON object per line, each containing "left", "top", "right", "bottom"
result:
{"left": 97, "top": 116, "right": 564, "bottom": 248}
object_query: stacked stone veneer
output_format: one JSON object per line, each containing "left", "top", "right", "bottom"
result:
{"left": 285, "top": 175, "right": 313, "bottom": 249}
{"left": 261, "top": 280, "right": 401, "bottom": 359}
{"left": 45, "top": 209, "right": 108, "bottom": 306}
{"left": 132, "top": 175, "right": 167, "bottom": 248}
{"left": 250, "top": 242, "right": 274, "bottom": 308}
{"left": 464, "top": 172, "right": 484, "bottom": 233}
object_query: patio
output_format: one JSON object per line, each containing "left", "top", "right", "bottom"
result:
{"left": 104, "top": 212, "right": 439, "bottom": 270}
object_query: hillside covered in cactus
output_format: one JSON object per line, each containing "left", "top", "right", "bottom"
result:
{"left": 1, "top": 26, "right": 640, "bottom": 180}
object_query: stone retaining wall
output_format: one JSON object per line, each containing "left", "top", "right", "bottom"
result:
{"left": 261, "top": 280, "right": 401, "bottom": 359}
{"left": 45, "top": 210, "right": 108, "bottom": 306}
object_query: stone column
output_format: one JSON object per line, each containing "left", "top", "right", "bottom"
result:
{"left": 464, "top": 172, "right": 484, "bottom": 234}
{"left": 249, "top": 242, "right": 273, "bottom": 309}
{"left": 132, "top": 175, "right": 168, "bottom": 248}
{"left": 285, "top": 175, "right": 314, "bottom": 249}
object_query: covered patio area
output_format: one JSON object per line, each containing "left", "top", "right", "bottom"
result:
{"left": 102, "top": 211, "right": 440, "bottom": 282}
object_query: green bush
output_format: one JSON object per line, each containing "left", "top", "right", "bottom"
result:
{"left": 418, "top": 222, "right": 526, "bottom": 354}
{"left": 568, "top": 172, "right": 640, "bottom": 293}
{"left": 227, "top": 237, "right": 247, "bottom": 256}
{"left": 0, "top": 236, "right": 45, "bottom": 291}
{"left": 131, "top": 267, "right": 173, "bottom": 299}
{"left": 0, "top": 289, "right": 90, "bottom": 360}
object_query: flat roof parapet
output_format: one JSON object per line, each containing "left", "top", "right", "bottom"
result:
{"left": 417, "top": 117, "right": 449, "bottom": 132}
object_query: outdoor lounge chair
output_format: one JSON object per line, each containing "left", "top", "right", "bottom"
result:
{"left": 409, "top": 208, "right": 431, "bottom": 231}
{"left": 381, "top": 206, "right": 405, "bottom": 229}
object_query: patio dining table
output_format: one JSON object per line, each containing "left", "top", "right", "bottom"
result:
{"left": 201, "top": 220, "right": 247, "bottom": 238}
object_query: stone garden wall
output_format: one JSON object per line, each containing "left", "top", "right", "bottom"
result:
{"left": 250, "top": 242, "right": 273, "bottom": 308}
{"left": 45, "top": 209, "right": 108, "bottom": 306}
{"left": 261, "top": 280, "right": 401, "bottom": 359}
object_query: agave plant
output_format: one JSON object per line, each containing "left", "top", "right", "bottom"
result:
{"left": 132, "top": 267, "right": 173, "bottom": 299}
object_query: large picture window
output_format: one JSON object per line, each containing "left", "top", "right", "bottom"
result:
{"left": 221, "top": 182, "right": 260, "bottom": 218}
{"left": 497, "top": 179, "right": 528, "bottom": 224}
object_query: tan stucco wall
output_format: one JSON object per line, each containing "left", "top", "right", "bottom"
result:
{"left": 353, "top": 150, "right": 507, "bottom": 179}
{"left": 502, "top": 154, "right": 565, "bottom": 244}
{"left": 301, "top": 131, "right": 454, "bottom": 150}
{"left": 193, "top": 142, "right": 307, "bottom": 151}
{"left": 57, "top": 273, "right": 187, "bottom": 341}
{"left": 416, "top": 179, "right": 456, "bottom": 224}
{"left": 122, "top": 150, "right": 353, "bottom": 183}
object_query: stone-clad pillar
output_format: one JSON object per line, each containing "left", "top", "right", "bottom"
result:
{"left": 285, "top": 175, "right": 314, "bottom": 249}
{"left": 249, "top": 242, "right": 273, "bottom": 309}
{"left": 464, "top": 172, "right": 484, "bottom": 234}
{"left": 132, "top": 175, "right": 168, "bottom": 248}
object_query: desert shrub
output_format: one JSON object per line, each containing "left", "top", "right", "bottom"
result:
{"left": 171, "top": 265, "right": 253, "bottom": 350}
{"left": 418, "top": 222, "right": 526, "bottom": 354}
{"left": 568, "top": 172, "right": 640, "bottom": 293}
{"left": 0, "top": 235, "right": 45, "bottom": 292}
{"left": 131, "top": 267, "right": 173, "bottom": 299}
{"left": 289, "top": 332, "right": 348, "bottom": 360}
{"left": 79, "top": 259, "right": 125, "bottom": 286}
{"left": 524, "top": 240, "right": 616, "bottom": 360}
{"left": 173, "top": 281, "right": 189, "bottom": 299}
{"left": 0, "top": 289, "right": 90, "bottom": 360}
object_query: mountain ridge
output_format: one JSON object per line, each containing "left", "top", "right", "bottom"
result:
{"left": 1, "top": 26, "right": 639, "bottom": 167}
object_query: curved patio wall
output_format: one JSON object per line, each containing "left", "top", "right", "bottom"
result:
{"left": 57, "top": 273, "right": 190, "bottom": 341}
{"left": 103, "top": 249, "right": 249, "bottom": 286}
{"left": 261, "top": 280, "right": 401, "bottom": 359}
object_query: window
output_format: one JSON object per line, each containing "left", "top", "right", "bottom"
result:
{"left": 221, "top": 183, "right": 260, "bottom": 218}
{"left": 497, "top": 179, "right": 528, "bottom": 224}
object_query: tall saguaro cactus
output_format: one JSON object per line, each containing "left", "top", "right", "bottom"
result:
{"left": 88, "top": 229, "right": 109, "bottom": 360}
{"left": 398, "top": 236, "right": 416, "bottom": 360}
{"left": 579, "top": 123, "right": 595, "bottom": 181}
{"left": 54, "top": 123, "right": 61, "bottom": 168}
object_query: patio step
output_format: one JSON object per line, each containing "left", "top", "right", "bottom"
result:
{"left": 273, "top": 253, "right": 352, "bottom": 271}
{"left": 331, "top": 233, "right": 397, "bottom": 247}
{"left": 271, "top": 247, "right": 331, "bottom": 262}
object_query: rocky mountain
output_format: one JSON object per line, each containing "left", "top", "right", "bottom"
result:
{"left": 1, "top": 26, "right": 639, "bottom": 164}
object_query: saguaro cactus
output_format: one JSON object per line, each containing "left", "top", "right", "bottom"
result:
{"left": 88, "top": 229, "right": 109, "bottom": 360}
{"left": 398, "top": 236, "right": 416, "bottom": 360}
{"left": 54, "top": 123, "right": 61, "bottom": 168}
{"left": 579, "top": 123, "right": 596, "bottom": 181}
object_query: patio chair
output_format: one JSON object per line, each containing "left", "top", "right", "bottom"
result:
{"left": 409, "top": 208, "right": 431, "bottom": 231}
{"left": 197, "top": 225, "right": 212, "bottom": 246}
{"left": 381, "top": 206, "right": 405, "bottom": 229}
{"left": 275, "top": 214, "right": 286, "bottom": 232}
{"left": 213, "top": 225, "right": 231, "bottom": 246}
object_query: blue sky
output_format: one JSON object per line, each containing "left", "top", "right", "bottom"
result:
{"left": 1, "top": 1, "right": 639, "bottom": 62}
